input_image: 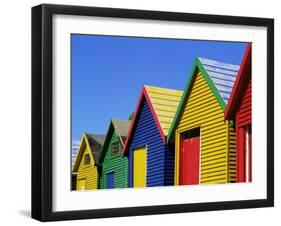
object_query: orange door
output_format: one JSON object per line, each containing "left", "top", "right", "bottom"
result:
{"left": 179, "top": 136, "right": 200, "bottom": 185}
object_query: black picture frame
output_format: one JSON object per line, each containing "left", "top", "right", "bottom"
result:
{"left": 32, "top": 3, "right": 274, "bottom": 222}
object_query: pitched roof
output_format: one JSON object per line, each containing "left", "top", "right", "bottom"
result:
{"left": 111, "top": 119, "right": 131, "bottom": 145}
{"left": 122, "top": 85, "right": 182, "bottom": 156}
{"left": 72, "top": 133, "right": 105, "bottom": 172}
{"left": 145, "top": 86, "right": 183, "bottom": 135}
{"left": 224, "top": 43, "right": 252, "bottom": 120}
{"left": 167, "top": 57, "right": 240, "bottom": 143}
{"left": 198, "top": 57, "right": 240, "bottom": 104}
{"left": 99, "top": 119, "right": 131, "bottom": 163}
{"left": 85, "top": 133, "right": 106, "bottom": 162}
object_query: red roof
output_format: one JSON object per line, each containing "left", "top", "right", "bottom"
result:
{"left": 224, "top": 43, "right": 252, "bottom": 120}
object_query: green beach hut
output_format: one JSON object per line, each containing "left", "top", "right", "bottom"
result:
{"left": 98, "top": 119, "right": 131, "bottom": 189}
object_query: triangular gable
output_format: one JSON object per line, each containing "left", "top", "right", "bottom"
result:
{"left": 122, "top": 85, "right": 182, "bottom": 156}
{"left": 111, "top": 119, "right": 131, "bottom": 147}
{"left": 224, "top": 43, "right": 252, "bottom": 120}
{"left": 121, "top": 86, "right": 164, "bottom": 157}
{"left": 99, "top": 119, "right": 130, "bottom": 163}
{"left": 145, "top": 86, "right": 183, "bottom": 135}
{"left": 73, "top": 133, "right": 99, "bottom": 172}
{"left": 86, "top": 134, "right": 105, "bottom": 163}
{"left": 167, "top": 57, "right": 240, "bottom": 143}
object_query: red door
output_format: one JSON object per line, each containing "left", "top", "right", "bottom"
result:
{"left": 180, "top": 136, "right": 200, "bottom": 185}
{"left": 237, "top": 125, "right": 252, "bottom": 182}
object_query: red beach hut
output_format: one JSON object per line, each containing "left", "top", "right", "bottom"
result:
{"left": 224, "top": 43, "right": 252, "bottom": 182}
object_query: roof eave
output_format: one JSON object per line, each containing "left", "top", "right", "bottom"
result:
{"left": 72, "top": 133, "right": 87, "bottom": 172}
{"left": 121, "top": 87, "right": 145, "bottom": 157}
{"left": 143, "top": 86, "right": 166, "bottom": 143}
{"left": 224, "top": 43, "right": 252, "bottom": 121}
{"left": 121, "top": 86, "right": 166, "bottom": 156}
{"left": 112, "top": 120, "right": 128, "bottom": 147}
{"left": 167, "top": 57, "right": 227, "bottom": 143}
{"left": 98, "top": 121, "right": 114, "bottom": 163}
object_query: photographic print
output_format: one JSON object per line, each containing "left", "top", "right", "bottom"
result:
{"left": 32, "top": 4, "right": 273, "bottom": 221}
{"left": 71, "top": 35, "right": 252, "bottom": 191}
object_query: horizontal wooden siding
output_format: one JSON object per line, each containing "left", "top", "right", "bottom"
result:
{"left": 175, "top": 71, "right": 229, "bottom": 184}
{"left": 77, "top": 145, "right": 98, "bottom": 190}
{"left": 128, "top": 99, "right": 166, "bottom": 187}
{"left": 237, "top": 79, "right": 252, "bottom": 128}
{"left": 100, "top": 131, "right": 128, "bottom": 189}
{"left": 228, "top": 124, "right": 237, "bottom": 182}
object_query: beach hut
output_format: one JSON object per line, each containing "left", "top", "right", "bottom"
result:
{"left": 122, "top": 85, "right": 183, "bottom": 188}
{"left": 98, "top": 119, "right": 131, "bottom": 189}
{"left": 72, "top": 133, "right": 105, "bottom": 190}
{"left": 224, "top": 43, "right": 252, "bottom": 182}
{"left": 167, "top": 57, "right": 240, "bottom": 185}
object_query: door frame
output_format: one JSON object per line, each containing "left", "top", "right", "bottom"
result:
{"left": 245, "top": 124, "right": 252, "bottom": 182}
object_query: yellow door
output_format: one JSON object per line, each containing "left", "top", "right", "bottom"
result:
{"left": 133, "top": 147, "right": 147, "bottom": 188}
{"left": 77, "top": 179, "right": 86, "bottom": 190}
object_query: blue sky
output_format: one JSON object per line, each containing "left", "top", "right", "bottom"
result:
{"left": 72, "top": 34, "right": 247, "bottom": 141}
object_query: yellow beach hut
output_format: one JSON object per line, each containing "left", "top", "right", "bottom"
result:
{"left": 167, "top": 57, "right": 240, "bottom": 185}
{"left": 72, "top": 133, "right": 105, "bottom": 190}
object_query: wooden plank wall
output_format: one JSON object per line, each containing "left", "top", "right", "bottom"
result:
{"left": 175, "top": 71, "right": 233, "bottom": 184}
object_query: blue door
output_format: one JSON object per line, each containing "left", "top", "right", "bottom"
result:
{"left": 106, "top": 172, "right": 115, "bottom": 189}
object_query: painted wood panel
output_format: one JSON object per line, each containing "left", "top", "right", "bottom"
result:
{"left": 236, "top": 126, "right": 246, "bottom": 182}
{"left": 236, "top": 80, "right": 252, "bottom": 182}
{"left": 77, "top": 179, "right": 86, "bottom": 190}
{"left": 100, "top": 131, "right": 128, "bottom": 189}
{"left": 133, "top": 147, "right": 147, "bottom": 187}
{"left": 123, "top": 86, "right": 182, "bottom": 187}
{"left": 236, "top": 125, "right": 252, "bottom": 182}
{"left": 180, "top": 136, "right": 200, "bottom": 185}
{"left": 175, "top": 71, "right": 235, "bottom": 185}
{"left": 228, "top": 125, "right": 237, "bottom": 182}
{"left": 224, "top": 43, "right": 252, "bottom": 183}
{"left": 106, "top": 172, "right": 115, "bottom": 189}
{"left": 128, "top": 99, "right": 166, "bottom": 187}
{"left": 76, "top": 143, "right": 98, "bottom": 190}
{"left": 145, "top": 86, "right": 182, "bottom": 135}
{"left": 164, "top": 144, "right": 175, "bottom": 186}
{"left": 237, "top": 80, "right": 252, "bottom": 128}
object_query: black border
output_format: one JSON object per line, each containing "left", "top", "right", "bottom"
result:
{"left": 32, "top": 4, "right": 274, "bottom": 221}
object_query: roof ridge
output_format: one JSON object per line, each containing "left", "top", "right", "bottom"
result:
{"left": 144, "top": 84, "right": 183, "bottom": 92}
{"left": 86, "top": 133, "right": 105, "bottom": 137}
{"left": 113, "top": 122, "right": 123, "bottom": 146}
{"left": 198, "top": 57, "right": 240, "bottom": 105}
{"left": 224, "top": 43, "right": 251, "bottom": 120}
{"left": 167, "top": 56, "right": 241, "bottom": 143}
{"left": 111, "top": 118, "right": 130, "bottom": 122}
{"left": 198, "top": 56, "right": 240, "bottom": 68}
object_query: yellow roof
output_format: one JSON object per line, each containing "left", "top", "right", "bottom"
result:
{"left": 145, "top": 85, "right": 183, "bottom": 135}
